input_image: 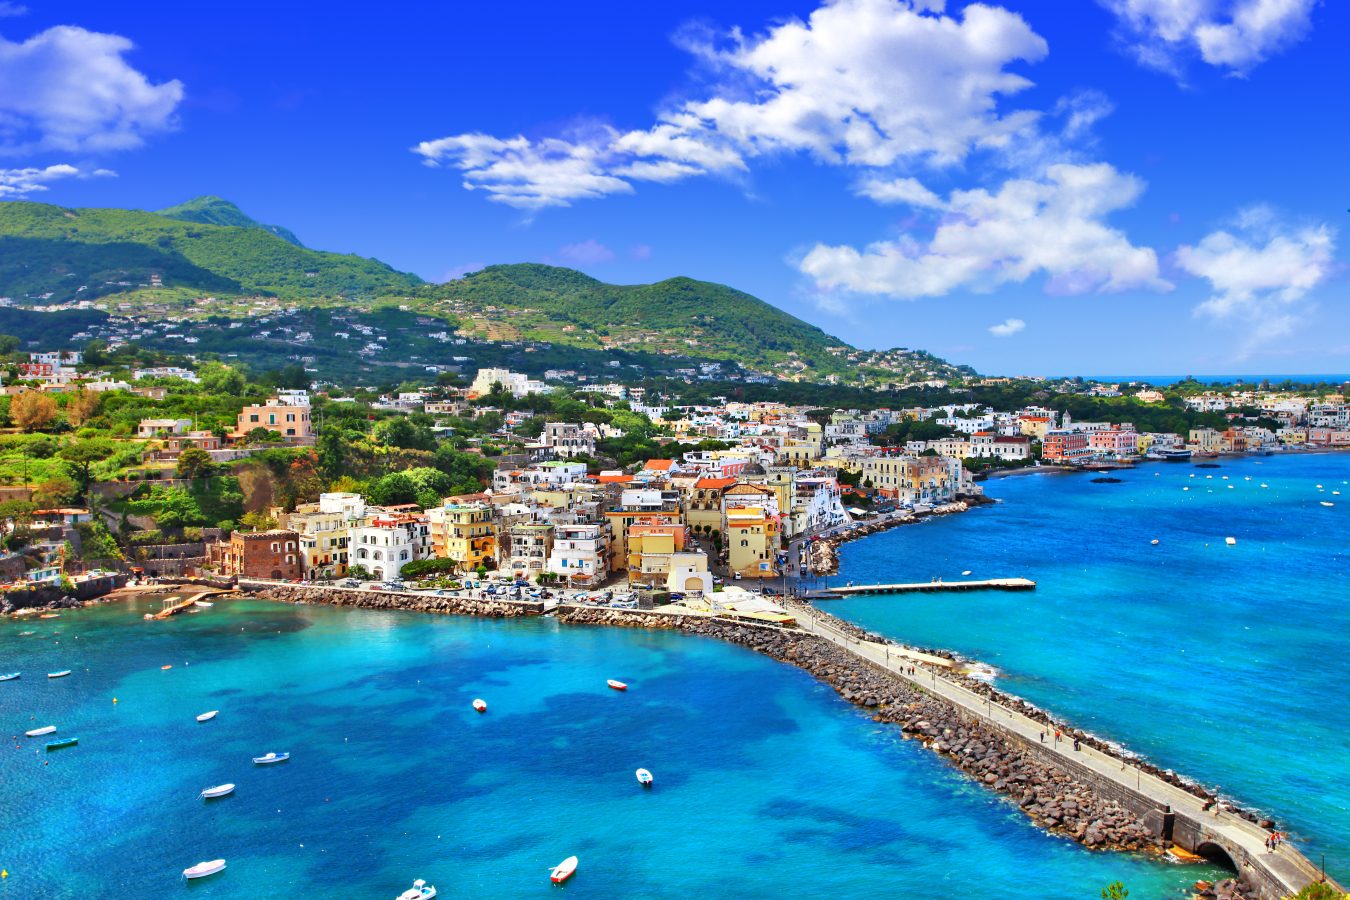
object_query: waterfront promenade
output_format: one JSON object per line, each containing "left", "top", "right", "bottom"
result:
{"left": 788, "top": 602, "right": 1339, "bottom": 898}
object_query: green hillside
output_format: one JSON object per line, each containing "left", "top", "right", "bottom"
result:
{"left": 0, "top": 198, "right": 966, "bottom": 385}
{"left": 0, "top": 200, "right": 421, "bottom": 303}
{"left": 156, "top": 195, "right": 304, "bottom": 246}
{"left": 429, "top": 263, "right": 852, "bottom": 377}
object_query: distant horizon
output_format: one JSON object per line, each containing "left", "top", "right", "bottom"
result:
{"left": 1043, "top": 374, "right": 1350, "bottom": 386}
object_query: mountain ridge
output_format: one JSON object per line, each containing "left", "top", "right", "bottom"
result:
{"left": 156, "top": 195, "right": 304, "bottom": 246}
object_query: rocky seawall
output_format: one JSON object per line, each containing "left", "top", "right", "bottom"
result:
{"left": 240, "top": 583, "right": 542, "bottom": 618}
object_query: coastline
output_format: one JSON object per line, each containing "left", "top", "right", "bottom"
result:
{"left": 806, "top": 496, "right": 993, "bottom": 576}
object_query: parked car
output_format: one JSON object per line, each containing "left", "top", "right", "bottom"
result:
{"left": 338, "top": 579, "right": 360, "bottom": 588}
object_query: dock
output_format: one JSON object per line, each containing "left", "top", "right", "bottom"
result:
{"left": 150, "top": 587, "right": 229, "bottom": 619}
{"left": 818, "top": 577, "right": 1036, "bottom": 597}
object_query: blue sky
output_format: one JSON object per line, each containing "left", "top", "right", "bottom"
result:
{"left": 2, "top": 0, "right": 1345, "bottom": 376}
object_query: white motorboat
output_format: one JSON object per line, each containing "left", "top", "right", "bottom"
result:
{"left": 200, "top": 783, "right": 235, "bottom": 799}
{"left": 48, "top": 670, "right": 71, "bottom": 678}
{"left": 636, "top": 768, "right": 653, "bottom": 786}
{"left": 607, "top": 679, "right": 628, "bottom": 691}
{"left": 195, "top": 600, "right": 215, "bottom": 607}
{"left": 1225, "top": 537, "right": 1237, "bottom": 545}
{"left": 960, "top": 570, "right": 972, "bottom": 576}
{"left": 0, "top": 672, "right": 18, "bottom": 681}
{"left": 472, "top": 698, "right": 487, "bottom": 713}
{"left": 183, "top": 859, "right": 226, "bottom": 880}
{"left": 396, "top": 878, "right": 437, "bottom": 899}
{"left": 26, "top": 725, "right": 56, "bottom": 737}
{"left": 550, "top": 855, "right": 578, "bottom": 884}
{"left": 1150, "top": 539, "right": 1159, "bottom": 545}
{"left": 196, "top": 710, "right": 219, "bottom": 722}
{"left": 1321, "top": 501, "right": 1335, "bottom": 507}
{"left": 252, "top": 751, "right": 290, "bottom": 765}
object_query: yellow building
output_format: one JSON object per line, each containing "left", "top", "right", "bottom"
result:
{"left": 725, "top": 506, "right": 778, "bottom": 579}
{"left": 427, "top": 502, "right": 496, "bottom": 572}
{"left": 684, "top": 476, "right": 737, "bottom": 534}
{"left": 287, "top": 507, "right": 351, "bottom": 577}
{"left": 626, "top": 522, "right": 690, "bottom": 588}
{"left": 1136, "top": 433, "right": 1156, "bottom": 454}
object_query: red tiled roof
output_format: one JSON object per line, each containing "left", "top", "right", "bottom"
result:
{"left": 644, "top": 459, "right": 675, "bottom": 470}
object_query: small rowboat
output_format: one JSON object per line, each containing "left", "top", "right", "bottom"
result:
{"left": 607, "top": 679, "right": 628, "bottom": 691}
{"left": 46, "top": 737, "right": 78, "bottom": 750}
{"left": 48, "top": 670, "right": 72, "bottom": 679}
{"left": 549, "top": 855, "right": 578, "bottom": 884}
{"left": 195, "top": 600, "right": 215, "bottom": 608}
{"left": 196, "top": 710, "right": 219, "bottom": 722}
{"left": 636, "top": 768, "right": 653, "bottom": 786}
{"left": 26, "top": 725, "right": 56, "bottom": 737}
{"left": 472, "top": 698, "right": 487, "bottom": 713}
{"left": 253, "top": 751, "right": 290, "bottom": 765}
{"left": 183, "top": 859, "right": 226, "bottom": 880}
{"left": 0, "top": 672, "right": 19, "bottom": 681}
{"left": 200, "top": 783, "right": 235, "bottom": 799}
{"left": 161, "top": 665, "right": 173, "bottom": 670}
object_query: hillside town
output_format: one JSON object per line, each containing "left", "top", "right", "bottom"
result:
{"left": 3, "top": 351, "right": 1350, "bottom": 610}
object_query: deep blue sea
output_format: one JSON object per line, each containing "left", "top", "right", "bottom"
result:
{"left": 823, "top": 453, "right": 1350, "bottom": 881}
{"left": 1, "top": 596, "right": 1224, "bottom": 898}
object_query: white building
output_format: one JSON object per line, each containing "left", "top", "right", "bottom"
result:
{"left": 348, "top": 514, "right": 429, "bottom": 582}
{"left": 548, "top": 522, "right": 611, "bottom": 587}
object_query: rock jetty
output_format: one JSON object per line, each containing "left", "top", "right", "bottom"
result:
{"left": 243, "top": 583, "right": 541, "bottom": 618}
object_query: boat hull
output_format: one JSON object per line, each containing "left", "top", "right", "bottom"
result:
{"left": 26, "top": 726, "right": 56, "bottom": 737}
{"left": 550, "top": 856, "right": 579, "bottom": 884}
{"left": 201, "top": 784, "right": 235, "bottom": 799}
{"left": 253, "top": 753, "right": 290, "bottom": 765}
{"left": 607, "top": 680, "right": 628, "bottom": 691}
{"left": 183, "top": 860, "right": 226, "bottom": 879}
{"left": 196, "top": 710, "right": 219, "bottom": 722}
{"left": 48, "top": 671, "right": 71, "bottom": 678}
{"left": 46, "top": 738, "right": 78, "bottom": 750}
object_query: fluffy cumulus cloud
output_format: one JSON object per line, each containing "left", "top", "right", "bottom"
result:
{"left": 414, "top": 0, "right": 1048, "bottom": 209}
{"left": 1176, "top": 206, "right": 1335, "bottom": 353}
{"left": 0, "top": 163, "right": 114, "bottom": 197}
{"left": 799, "top": 163, "right": 1170, "bottom": 299}
{"left": 0, "top": 25, "right": 184, "bottom": 154}
{"left": 1099, "top": 0, "right": 1318, "bottom": 76}
{"left": 988, "top": 317, "right": 1026, "bottom": 337}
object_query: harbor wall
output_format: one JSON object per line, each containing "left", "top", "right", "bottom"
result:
{"left": 238, "top": 581, "right": 543, "bottom": 618}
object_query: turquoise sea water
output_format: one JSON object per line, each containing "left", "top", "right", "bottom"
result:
{"left": 824, "top": 453, "right": 1350, "bottom": 879}
{"left": 0, "top": 597, "right": 1223, "bottom": 898}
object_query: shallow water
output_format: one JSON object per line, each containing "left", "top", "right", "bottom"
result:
{"left": 1, "top": 596, "right": 1221, "bottom": 897}
{"left": 824, "top": 454, "right": 1350, "bottom": 878}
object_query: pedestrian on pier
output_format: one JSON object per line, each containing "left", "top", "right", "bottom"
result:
{"left": 1073, "top": 738, "right": 1080, "bottom": 751}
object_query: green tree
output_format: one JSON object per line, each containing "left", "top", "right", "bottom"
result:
{"left": 1101, "top": 882, "right": 1129, "bottom": 900}
{"left": 198, "top": 361, "right": 247, "bottom": 395}
{"left": 58, "top": 438, "right": 115, "bottom": 498}
{"left": 374, "top": 416, "right": 435, "bottom": 451}
{"left": 315, "top": 424, "right": 348, "bottom": 480}
{"left": 1289, "top": 885, "right": 1345, "bottom": 900}
{"left": 176, "top": 446, "right": 216, "bottom": 480}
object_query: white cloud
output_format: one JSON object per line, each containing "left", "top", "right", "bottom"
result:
{"left": 1176, "top": 206, "right": 1335, "bottom": 354}
{"left": 414, "top": 0, "right": 1049, "bottom": 209}
{"left": 855, "top": 175, "right": 944, "bottom": 207}
{"left": 1100, "top": 0, "right": 1317, "bottom": 76}
{"left": 552, "top": 239, "right": 616, "bottom": 266}
{"left": 0, "top": 162, "right": 114, "bottom": 197}
{"left": 0, "top": 25, "right": 184, "bottom": 154}
{"left": 989, "top": 317, "right": 1026, "bottom": 337}
{"left": 799, "top": 163, "right": 1169, "bottom": 299}
{"left": 0, "top": 2, "right": 28, "bottom": 17}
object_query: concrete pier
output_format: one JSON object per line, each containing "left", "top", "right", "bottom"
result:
{"left": 818, "top": 577, "right": 1036, "bottom": 596}
{"left": 788, "top": 603, "right": 1340, "bottom": 899}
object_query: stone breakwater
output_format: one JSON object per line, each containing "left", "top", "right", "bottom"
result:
{"left": 239, "top": 583, "right": 542, "bottom": 618}
{"left": 793, "top": 600, "right": 1278, "bottom": 831}
{"left": 556, "top": 605, "right": 1241, "bottom": 874}
{"left": 807, "top": 498, "right": 991, "bottom": 576}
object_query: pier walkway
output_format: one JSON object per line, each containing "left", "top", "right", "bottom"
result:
{"left": 789, "top": 603, "right": 1339, "bottom": 898}
{"left": 819, "top": 577, "right": 1036, "bottom": 597}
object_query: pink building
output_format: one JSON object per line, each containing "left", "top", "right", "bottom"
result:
{"left": 1088, "top": 429, "right": 1138, "bottom": 458}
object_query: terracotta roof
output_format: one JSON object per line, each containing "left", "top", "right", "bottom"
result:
{"left": 643, "top": 459, "right": 675, "bottom": 470}
{"left": 694, "top": 477, "right": 737, "bottom": 490}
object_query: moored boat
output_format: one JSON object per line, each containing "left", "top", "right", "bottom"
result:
{"left": 39, "top": 613, "right": 60, "bottom": 619}
{"left": 46, "top": 737, "right": 78, "bottom": 750}
{"left": 0, "top": 672, "right": 18, "bottom": 681}
{"left": 636, "top": 767, "right": 653, "bottom": 786}
{"left": 48, "top": 670, "right": 72, "bottom": 678}
{"left": 607, "top": 679, "right": 628, "bottom": 691}
{"left": 196, "top": 710, "right": 219, "bottom": 722}
{"left": 396, "top": 878, "right": 437, "bottom": 899}
{"left": 549, "top": 855, "right": 578, "bottom": 884}
{"left": 472, "top": 698, "right": 487, "bottom": 713}
{"left": 252, "top": 751, "right": 290, "bottom": 765}
{"left": 26, "top": 725, "right": 56, "bottom": 737}
{"left": 200, "top": 783, "right": 235, "bottom": 799}
{"left": 1321, "top": 501, "right": 1335, "bottom": 507}
{"left": 183, "top": 859, "right": 226, "bottom": 880}
{"left": 1225, "top": 537, "right": 1237, "bottom": 546}
{"left": 195, "top": 600, "right": 215, "bottom": 607}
